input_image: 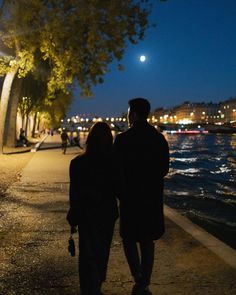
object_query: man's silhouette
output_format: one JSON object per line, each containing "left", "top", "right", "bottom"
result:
{"left": 19, "top": 128, "right": 28, "bottom": 146}
{"left": 61, "top": 129, "right": 70, "bottom": 154}
{"left": 114, "top": 98, "right": 169, "bottom": 295}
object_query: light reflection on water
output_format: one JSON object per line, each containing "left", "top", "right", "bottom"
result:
{"left": 164, "top": 134, "right": 236, "bottom": 236}
{"left": 173, "top": 157, "right": 197, "bottom": 163}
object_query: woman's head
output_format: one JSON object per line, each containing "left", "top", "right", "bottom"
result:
{"left": 86, "top": 122, "right": 113, "bottom": 154}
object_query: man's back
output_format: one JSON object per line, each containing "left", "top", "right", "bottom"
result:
{"left": 114, "top": 120, "right": 169, "bottom": 241}
{"left": 114, "top": 121, "right": 169, "bottom": 199}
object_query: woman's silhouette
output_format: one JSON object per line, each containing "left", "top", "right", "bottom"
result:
{"left": 67, "top": 122, "right": 118, "bottom": 295}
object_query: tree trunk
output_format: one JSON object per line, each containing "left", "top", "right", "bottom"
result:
{"left": 37, "top": 116, "right": 41, "bottom": 132}
{"left": 21, "top": 113, "right": 25, "bottom": 129}
{"left": 4, "top": 77, "right": 22, "bottom": 147}
{"left": 31, "top": 111, "right": 37, "bottom": 138}
{"left": 0, "top": 67, "right": 18, "bottom": 154}
{"left": 25, "top": 113, "right": 29, "bottom": 137}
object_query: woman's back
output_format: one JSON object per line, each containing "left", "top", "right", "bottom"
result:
{"left": 69, "top": 152, "right": 118, "bottom": 223}
{"left": 68, "top": 122, "right": 118, "bottom": 226}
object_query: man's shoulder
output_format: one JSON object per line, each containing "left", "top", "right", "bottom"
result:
{"left": 114, "top": 123, "right": 166, "bottom": 143}
{"left": 116, "top": 129, "right": 129, "bottom": 138}
{"left": 146, "top": 124, "right": 166, "bottom": 139}
{"left": 70, "top": 153, "right": 87, "bottom": 167}
{"left": 114, "top": 128, "right": 133, "bottom": 143}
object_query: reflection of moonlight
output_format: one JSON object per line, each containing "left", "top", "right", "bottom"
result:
{"left": 139, "top": 55, "right": 146, "bottom": 62}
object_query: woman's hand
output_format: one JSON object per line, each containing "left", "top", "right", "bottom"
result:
{"left": 70, "top": 225, "right": 77, "bottom": 234}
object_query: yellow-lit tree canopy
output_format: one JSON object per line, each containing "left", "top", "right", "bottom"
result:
{"left": 0, "top": 0, "right": 164, "bottom": 151}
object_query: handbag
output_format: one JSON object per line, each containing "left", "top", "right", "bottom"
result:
{"left": 68, "top": 235, "right": 75, "bottom": 257}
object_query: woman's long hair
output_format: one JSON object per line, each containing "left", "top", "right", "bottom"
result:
{"left": 86, "top": 122, "right": 113, "bottom": 156}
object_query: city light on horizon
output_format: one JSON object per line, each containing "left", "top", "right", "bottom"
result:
{"left": 65, "top": 97, "right": 236, "bottom": 128}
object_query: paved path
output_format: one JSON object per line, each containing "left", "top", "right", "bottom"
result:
{"left": 0, "top": 147, "right": 235, "bottom": 295}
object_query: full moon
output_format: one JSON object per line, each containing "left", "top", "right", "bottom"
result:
{"left": 139, "top": 55, "right": 146, "bottom": 62}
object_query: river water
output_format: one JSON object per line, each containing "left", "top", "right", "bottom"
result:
{"left": 164, "top": 133, "right": 236, "bottom": 248}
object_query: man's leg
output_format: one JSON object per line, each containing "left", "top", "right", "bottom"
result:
{"left": 122, "top": 238, "right": 142, "bottom": 283}
{"left": 139, "top": 240, "right": 155, "bottom": 288}
{"left": 124, "top": 240, "right": 154, "bottom": 294}
{"left": 62, "top": 143, "right": 65, "bottom": 153}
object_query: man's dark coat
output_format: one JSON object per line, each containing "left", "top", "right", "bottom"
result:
{"left": 114, "top": 121, "right": 169, "bottom": 241}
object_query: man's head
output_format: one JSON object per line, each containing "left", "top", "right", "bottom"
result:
{"left": 128, "top": 97, "right": 151, "bottom": 126}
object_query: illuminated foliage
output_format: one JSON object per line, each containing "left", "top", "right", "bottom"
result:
{"left": 44, "top": 91, "right": 74, "bottom": 127}
{"left": 18, "top": 72, "right": 72, "bottom": 130}
{"left": 0, "top": 0, "right": 154, "bottom": 98}
{"left": 0, "top": 0, "right": 165, "bottom": 150}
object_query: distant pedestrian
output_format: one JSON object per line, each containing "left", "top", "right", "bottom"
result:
{"left": 73, "top": 131, "right": 83, "bottom": 150}
{"left": 19, "top": 128, "right": 28, "bottom": 146}
{"left": 69, "top": 132, "right": 74, "bottom": 146}
{"left": 67, "top": 122, "right": 118, "bottom": 295}
{"left": 61, "top": 129, "right": 70, "bottom": 154}
{"left": 114, "top": 98, "right": 169, "bottom": 295}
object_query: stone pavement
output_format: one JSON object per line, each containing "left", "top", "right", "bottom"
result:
{"left": 0, "top": 145, "right": 235, "bottom": 295}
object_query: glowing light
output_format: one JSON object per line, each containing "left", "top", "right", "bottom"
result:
{"left": 139, "top": 55, "right": 146, "bottom": 62}
{"left": 178, "top": 119, "right": 193, "bottom": 124}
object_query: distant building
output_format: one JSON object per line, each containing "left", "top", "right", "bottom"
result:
{"left": 151, "top": 98, "right": 236, "bottom": 125}
{"left": 204, "top": 102, "right": 219, "bottom": 124}
{"left": 173, "top": 101, "right": 196, "bottom": 124}
{"left": 218, "top": 97, "right": 236, "bottom": 124}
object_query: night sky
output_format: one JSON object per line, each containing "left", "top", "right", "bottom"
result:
{"left": 69, "top": 0, "right": 236, "bottom": 117}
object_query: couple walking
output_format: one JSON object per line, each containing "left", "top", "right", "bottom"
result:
{"left": 67, "top": 98, "right": 170, "bottom": 295}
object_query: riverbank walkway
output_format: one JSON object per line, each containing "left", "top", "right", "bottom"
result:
{"left": 0, "top": 134, "right": 235, "bottom": 294}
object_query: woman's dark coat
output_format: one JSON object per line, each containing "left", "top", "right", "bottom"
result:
{"left": 67, "top": 152, "right": 118, "bottom": 227}
{"left": 113, "top": 121, "right": 169, "bottom": 241}
{"left": 67, "top": 152, "right": 118, "bottom": 292}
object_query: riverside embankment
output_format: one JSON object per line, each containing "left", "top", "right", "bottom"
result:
{"left": 0, "top": 134, "right": 235, "bottom": 294}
